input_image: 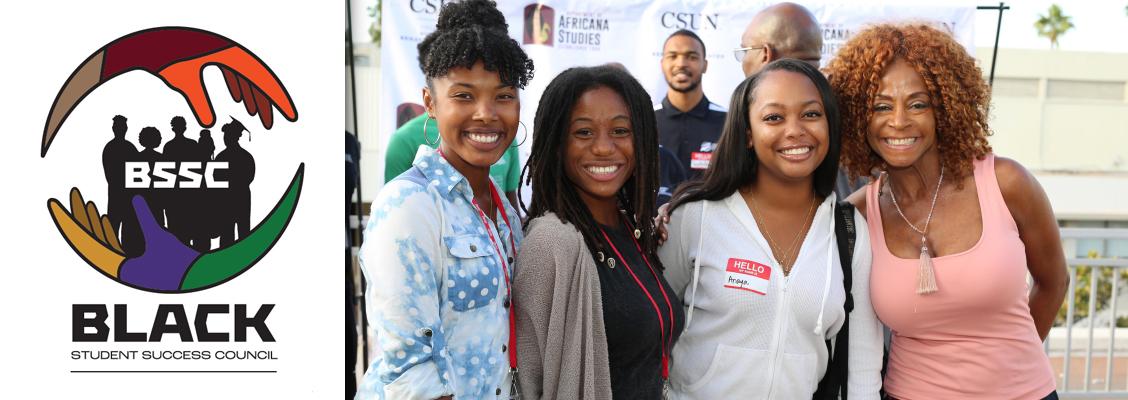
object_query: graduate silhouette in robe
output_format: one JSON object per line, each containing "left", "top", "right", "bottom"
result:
{"left": 215, "top": 117, "right": 255, "bottom": 246}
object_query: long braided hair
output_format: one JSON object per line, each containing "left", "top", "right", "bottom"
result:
{"left": 522, "top": 65, "right": 663, "bottom": 269}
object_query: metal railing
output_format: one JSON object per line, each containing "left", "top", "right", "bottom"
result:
{"left": 347, "top": 226, "right": 1128, "bottom": 397}
{"left": 1054, "top": 227, "right": 1128, "bottom": 398}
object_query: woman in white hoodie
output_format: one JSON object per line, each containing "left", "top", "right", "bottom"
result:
{"left": 659, "top": 59, "right": 882, "bottom": 399}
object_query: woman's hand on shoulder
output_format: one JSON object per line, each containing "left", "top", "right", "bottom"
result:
{"left": 655, "top": 203, "right": 671, "bottom": 246}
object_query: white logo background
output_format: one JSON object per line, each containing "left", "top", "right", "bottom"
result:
{"left": 0, "top": 1, "right": 342, "bottom": 398}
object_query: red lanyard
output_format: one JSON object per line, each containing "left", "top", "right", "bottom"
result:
{"left": 470, "top": 186, "right": 518, "bottom": 371}
{"left": 599, "top": 217, "right": 675, "bottom": 381}
{"left": 439, "top": 148, "right": 519, "bottom": 371}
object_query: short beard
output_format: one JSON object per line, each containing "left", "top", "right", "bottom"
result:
{"left": 667, "top": 79, "right": 701, "bottom": 94}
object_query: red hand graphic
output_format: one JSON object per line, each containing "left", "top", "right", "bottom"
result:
{"left": 41, "top": 27, "right": 297, "bottom": 156}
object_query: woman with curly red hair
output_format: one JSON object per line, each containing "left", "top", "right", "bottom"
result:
{"left": 826, "top": 23, "right": 1068, "bottom": 399}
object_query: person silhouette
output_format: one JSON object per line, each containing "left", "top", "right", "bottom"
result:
{"left": 103, "top": 115, "right": 141, "bottom": 256}
{"left": 194, "top": 128, "right": 218, "bottom": 251}
{"left": 161, "top": 116, "right": 199, "bottom": 246}
{"left": 215, "top": 118, "right": 255, "bottom": 246}
{"left": 198, "top": 129, "right": 215, "bottom": 161}
{"left": 137, "top": 126, "right": 165, "bottom": 227}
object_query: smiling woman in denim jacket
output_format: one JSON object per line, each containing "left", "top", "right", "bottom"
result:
{"left": 355, "top": 0, "right": 535, "bottom": 398}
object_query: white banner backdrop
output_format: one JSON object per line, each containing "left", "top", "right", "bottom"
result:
{"left": 379, "top": 0, "right": 976, "bottom": 202}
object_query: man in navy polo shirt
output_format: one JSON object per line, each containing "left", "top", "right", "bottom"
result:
{"left": 655, "top": 29, "right": 727, "bottom": 179}
{"left": 657, "top": 146, "right": 687, "bottom": 207}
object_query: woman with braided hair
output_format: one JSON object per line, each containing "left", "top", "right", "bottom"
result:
{"left": 514, "top": 65, "right": 683, "bottom": 399}
{"left": 357, "top": 0, "right": 534, "bottom": 398}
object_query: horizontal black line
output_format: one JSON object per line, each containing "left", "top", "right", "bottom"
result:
{"left": 71, "top": 370, "right": 276, "bottom": 373}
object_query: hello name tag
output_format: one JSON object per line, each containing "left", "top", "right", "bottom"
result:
{"left": 723, "top": 258, "right": 771, "bottom": 295}
{"left": 690, "top": 152, "right": 712, "bottom": 170}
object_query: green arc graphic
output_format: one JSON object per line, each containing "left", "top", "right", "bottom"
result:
{"left": 179, "top": 164, "right": 304, "bottom": 291}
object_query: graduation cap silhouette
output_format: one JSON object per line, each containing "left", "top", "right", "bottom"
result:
{"left": 221, "top": 116, "right": 252, "bottom": 141}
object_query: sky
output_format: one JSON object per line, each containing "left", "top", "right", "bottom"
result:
{"left": 933, "top": 0, "right": 1128, "bottom": 52}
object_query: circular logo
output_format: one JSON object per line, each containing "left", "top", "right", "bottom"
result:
{"left": 41, "top": 27, "right": 303, "bottom": 293}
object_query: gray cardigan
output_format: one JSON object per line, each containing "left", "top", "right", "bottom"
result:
{"left": 514, "top": 212, "right": 613, "bottom": 400}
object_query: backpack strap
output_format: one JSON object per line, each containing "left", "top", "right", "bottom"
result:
{"left": 836, "top": 201, "right": 856, "bottom": 314}
{"left": 813, "top": 201, "right": 856, "bottom": 399}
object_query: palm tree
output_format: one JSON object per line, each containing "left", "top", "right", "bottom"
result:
{"left": 1034, "top": 4, "right": 1074, "bottom": 49}
{"left": 368, "top": 0, "right": 382, "bottom": 44}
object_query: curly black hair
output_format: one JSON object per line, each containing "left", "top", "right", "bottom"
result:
{"left": 138, "top": 126, "right": 162, "bottom": 150}
{"left": 665, "top": 29, "right": 706, "bottom": 57}
{"left": 417, "top": 0, "right": 535, "bottom": 88}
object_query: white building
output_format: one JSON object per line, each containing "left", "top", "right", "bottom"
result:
{"left": 977, "top": 47, "right": 1128, "bottom": 259}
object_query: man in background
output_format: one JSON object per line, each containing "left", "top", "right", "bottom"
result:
{"left": 737, "top": 2, "right": 823, "bottom": 75}
{"left": 655, "top": 29, "right": 727, "bottom": 179}
{"left": 738, "top": 3, "right": 863, "bottom": 197}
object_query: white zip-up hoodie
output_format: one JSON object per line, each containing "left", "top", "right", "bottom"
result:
{"left": 659, "top": 193, "right": 882, "bottom": 399}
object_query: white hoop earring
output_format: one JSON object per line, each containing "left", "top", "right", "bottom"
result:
{"left": 422, "top": 115, "right": 438, "bottom": 146}
{"left": 511, "top": 121, "right": 529, "bottom": 148}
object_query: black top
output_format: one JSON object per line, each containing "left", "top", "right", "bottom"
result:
{"left": 102, "top": 138, "right": 138, "bottom": 189}
{"left": 655, "top": 96, "right": 727, "bottom": 178}
{"left": 657, "top": 145, "right": 688, "bottom": 208}
{"left": 596, "top": 222, "right": 685, "bottom": 399}
{"left": 163, "top": 135, "right": 200, "bottom": 161}
{"left": 215, "top": 145, "right": 256, "bottom": 190}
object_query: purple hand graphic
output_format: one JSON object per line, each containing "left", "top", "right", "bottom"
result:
{"left": 116, "top": 195, "right": 201, "bottom": 291}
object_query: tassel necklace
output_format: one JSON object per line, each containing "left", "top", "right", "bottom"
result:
{"left": 887, "top": 166, "right": 944, "bottom": 294}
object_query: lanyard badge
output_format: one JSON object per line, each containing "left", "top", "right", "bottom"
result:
{"left": 600, "top": 216, "right": 675, "bottom": 387}
{"left": 440, "top": 148, "right": 522, "bottom": 398}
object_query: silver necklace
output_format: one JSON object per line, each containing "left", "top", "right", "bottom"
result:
{"left": 886, "top": 166, "right": 943, "bottom": 294}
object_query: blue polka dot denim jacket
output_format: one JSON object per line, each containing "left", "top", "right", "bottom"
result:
{"left": 357, "top": 147, "right": 521, "bottom": 399}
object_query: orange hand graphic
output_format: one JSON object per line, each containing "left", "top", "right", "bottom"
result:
{"left": 41, "top": 27, "right": 297, "bottom": 157}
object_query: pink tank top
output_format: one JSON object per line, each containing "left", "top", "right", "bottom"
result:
{"left": 867, "top": 154, "right": 1055, "bottom": 399}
